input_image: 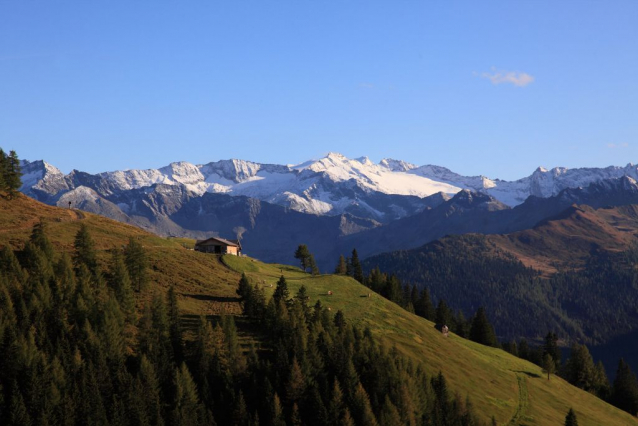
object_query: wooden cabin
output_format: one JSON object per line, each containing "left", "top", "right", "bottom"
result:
{"left": 194, "top": 237, "right": 242, "bottom": 256}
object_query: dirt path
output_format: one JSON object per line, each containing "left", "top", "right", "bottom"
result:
{"left": 508, "top": 374, "right": 529, "bottom": 425}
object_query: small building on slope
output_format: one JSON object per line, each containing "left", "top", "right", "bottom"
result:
{"left": 194, "top": 237, "right": 242, "bottom": 256}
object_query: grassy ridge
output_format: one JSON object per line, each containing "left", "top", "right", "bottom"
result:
{"left": 0, "top": 194, "right": 241, "bottom": 315}
{"left": 224, "top": 255, "right": 638, "bottom": 426}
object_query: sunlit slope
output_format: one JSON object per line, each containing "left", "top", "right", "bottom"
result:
{"left": 224, "top": 255, "right": 638, "bottom": 426}
{"left": 0, "top": 194, "right": 241, "bottom": 315}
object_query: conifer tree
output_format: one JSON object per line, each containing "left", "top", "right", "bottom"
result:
{"left": 294, "top": 244, "right": 312, "bottom": 271}
{"left": 341, "top": 408, "right": 355, "bottom": 426}
{"left": 9, "top": 383, "right": 32, "bottom": 426}
{"left": 0, "top": 149, "right": 6, "bottom": 190}
{"left": 564, "top": 344, "right": 596, "bottom": 391}
{"left": 172, "top": 363, "right": 203, "bottom": 425}
{"left": 335, "top": 255, "right": 347, "bottom": 275}
{"left": 167, "top": 286, "right": 184, "bottom": 364}
{"left": 286, "top": 357, "right": 306, "bottom": 404}
{"left": 30, "top": 220, "right": 55, "bottom": 261}
{"left": 469, "top": 307, "right": 497, "bottom": 347}
{"left": 272, "top": 393, "right": 286, "bottom": 426}
{"left": 237, "top": 273, "right": 251, "bottom": 299}
{"left": 542, "top": 353, "right": 556, "bottom": 380}
{"left": 125, "top": 237, "right": 148, "bottom": 292}
{"left": 304, "top": 386, "right": 328, "bottom": 426}
{"left": 378, "top": 395, "right": 402, "bottom": 426}
{"left": 4, "top": 150, "right": 22, "bottom": 197}
{"left": 334, "top": 310, "right": 347, "bottom": 332}
{"left": 328, "top": 379, "right": 344, "bottom": 425}
{"left": 290, "top": 403, "right": 302, "bottom": 426}
{"left": 108, "top": 249, "right": 135, "bottom": 322}
{"left": 351, "top": 382, "right": 378, "bottom": 426}
{"left": 273, "top": 275, "right": 290, "bottom": 304}
{"left": 383, "top": 275, "right": 403, "bottom": 305}
{"left": 611, "top": 358, "right": 638, "bottom": 415}
{"left": 73, "top": 224, "right": 98, "bottom": 275}
{"left": 435, "top": 299, "right": 452, "bottom": 329}
{"left": 543, "top": 332, "right": 561, "bottom": 367}
{"left": 233, "top": 391, "right": 250, "bottom": 426}
{"left": 308, "top": 254, "right": 319, "bottom": 275}
{"left": 564, "top": 408, "right": 578, "bottom": 426}
{"left": 351, "top": 249, "right": 364, "bottom": 283}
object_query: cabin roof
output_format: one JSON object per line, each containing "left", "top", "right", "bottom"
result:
{"left": 195, "top": 237, "right": 242, "bottom": 249}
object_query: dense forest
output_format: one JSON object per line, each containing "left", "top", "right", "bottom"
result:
{"left": 362, "top": 234, "right": 638, "bottom": 345}
{"left": 0, "top": 221, "right": 492, "bottom": 425}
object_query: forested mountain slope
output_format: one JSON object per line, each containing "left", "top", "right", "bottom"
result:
{"left": 0, "top": 194, "right": 636, "bottom": 425}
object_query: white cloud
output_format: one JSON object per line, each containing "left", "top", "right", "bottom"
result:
{"left": 607, "top": 142, "right": 629, "bottom": 149}
{"left": 480, "top": 68, "right": 535, "bottom": 87}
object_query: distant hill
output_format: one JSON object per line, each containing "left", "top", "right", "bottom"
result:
{"left": 362, "top": 203, "right": 638, "bottom": 376}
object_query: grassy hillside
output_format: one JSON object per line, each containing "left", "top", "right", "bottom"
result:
{"left": 224, "top": 255, "right": 638, "bottom": 425}
{"left": 0, "top": 194, "right": 242, "bottom": 316}
{"left": 2, "top": 194, "right": 636, "bottom": 425}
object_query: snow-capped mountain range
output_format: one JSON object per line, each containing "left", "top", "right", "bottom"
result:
{"left": 21, "top": 152, "right": 638, "bottom": 219}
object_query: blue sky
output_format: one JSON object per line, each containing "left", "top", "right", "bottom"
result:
{"left": 1, "top": 1, "right": 637, "bottom": 180}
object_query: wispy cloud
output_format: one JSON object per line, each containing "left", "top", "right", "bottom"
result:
{"left": 607, "top": 142, "right": 629, "bottom": 149}
{"left": 479, "top": 67, "right": 535, "bottom": 87}
{"left": 359, "top": 82, "right": 375, "bottom": 89}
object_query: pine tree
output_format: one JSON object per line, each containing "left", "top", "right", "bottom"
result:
{"left": 108, "top": 249, "right": 135, "bottom": 322}
{"left": 435, "top": 299, "right": 452, "bottom": 329}
{"left": 383, "top": 275, "right": 403, "bottom": 305}
{"left": 542, "top": 353, "right": 556, "bottom": 380}
{"left": 334, "top": 310, "right": 347, "bottom": 332}
{"left": 167, "top": 286, "right": 184, "bottom": 364}
{"left": 237, "top": 273, "right": 251, "bottom": 299}
{"left": 286, "top": 357, "right": 306, "bottom": 404}
{"left": 172, "top": 363, "right": 203, "bottom": 425}
{"left": 5, "top": 150, "right": 22, "bottom": 197}
{"left": 73, "top": 224, "right": 98, "bottom": 275}
{"left": 378, "top": 395, "right": 402, "bottom": 426}
{"left": 351, "top": 382, "right": 378, "bottom": 426}
{"left": 564, "top": 408, "right": 578, "bottom": 426}
{"left": 273, "top": 275, "right": 290, "bottom": 304}
{"left": 294, "top": 245, "right": 312, "bottom": 272}
{"left": 272, "top": 393, "right": 286, "bottom": 426}
{"left": 328, "top": 379, "right": 344, "bottom": 425}
{"left": 611, "top": 358, "right": 638, "bottom": 415}
{"left": 9, "top": 383, "right": 32, "bottom": 426}
{"left": 304, "top": 386, "right": 328, "bottom": 426}
{"left": 543, "top": 332, "right": 561, "bottom": 367}
{"left": 30, "top": 220, "right": 55, "bottom": 261}
{"left": 233, "top": 391, "right": 250, "bottom": 426}
{"left": 125, "top": 237, "right": 148, "bottom": 292}
{"left": 308, "top": 254, "right": 319, "bottom": 275}
{"left": 469, "top": 307, "right": 497, "bottom": 346}
{"left": 0, "top": 149, "right": 6, "bottom": 190}
{"left": 564, "top": 344, "right": 596, "bottom": 391}
{"left": 334, "top": 255, "right": 347, "bottom": 275}
{"left": 351, "top": 249, "right": 364, "bottom": 283}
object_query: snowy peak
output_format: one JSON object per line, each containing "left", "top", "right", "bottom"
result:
{"left": 18, "top": 153, "right": 638, "bottom": 219}
{"left": 379, "top": 158, "right": 417, "bottom": 172}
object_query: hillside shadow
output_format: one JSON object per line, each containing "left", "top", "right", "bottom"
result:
{"left": 513, "top": 370, "right": 541, "bottom": 379}
{"left": 182, "top": 294, "right": 241, "bottom": 303}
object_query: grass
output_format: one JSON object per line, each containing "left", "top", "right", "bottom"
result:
{"left": 2, "top": 194, "right": 636, "bottom": 425}
{"left": 224, "top": 255, "right": 638, "bottom": 426}
{"left": 0, "top": 194, "right": 242, "bottom": 316}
